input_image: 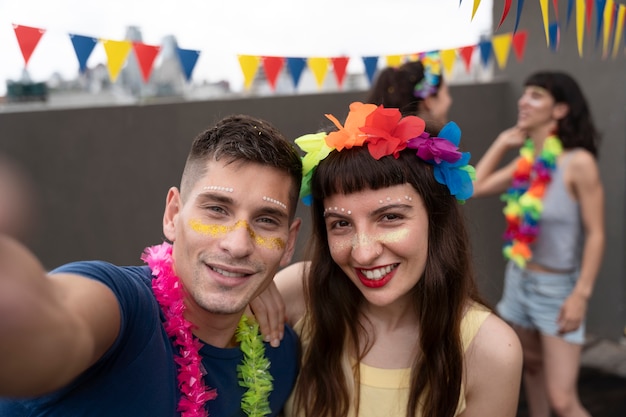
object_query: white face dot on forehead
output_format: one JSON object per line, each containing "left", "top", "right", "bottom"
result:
{"left": 203, "top": 185, "right": 234, "bottom": 193}
{"left": 262, "top": 196, "right": 287, "bottom": 210}
{"left": 379, "top": 196, "right": 413, "bottom": 204}
{"left": 324, "top": 206, "right": 352, "bottom": 216}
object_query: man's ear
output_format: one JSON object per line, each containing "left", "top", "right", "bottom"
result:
{"left": 553, "top": 102, "right": 569, "bottom": 120}
{"left": 163, "top": 187, "right": 181, "bottom": 242}
{"left": 280, "top": 217, "right": 302, "bottom": 267}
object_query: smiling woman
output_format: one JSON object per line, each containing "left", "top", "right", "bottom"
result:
{"left": 272, "top": 101, "right": 522, "bottom": 417}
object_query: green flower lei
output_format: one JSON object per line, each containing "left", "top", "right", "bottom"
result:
{"left": 236, "top": 315, "right": 274, "bottom": 417}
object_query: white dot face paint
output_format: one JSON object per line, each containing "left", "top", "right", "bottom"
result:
{"left": 322, "top": 184, "right": 430, "bottom": 309}
{"left": 203, "top": 185, "right": 234, "bottom": 193}
{"left": 262, "top": 196, "right": 287, "bottom": 210}
{"left": 517, "top": 86, "right": 558, "bottom": 132}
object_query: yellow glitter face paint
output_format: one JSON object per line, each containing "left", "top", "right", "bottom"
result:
{"left": 189, "top": 219, "right": 286, "bottom": 250}
{"left": 330, "top": 229, "right": 410, "bottom": 251}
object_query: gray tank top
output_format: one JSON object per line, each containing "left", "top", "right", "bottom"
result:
{"left": 530, "top": 151, "right": 583, "bottom": 270}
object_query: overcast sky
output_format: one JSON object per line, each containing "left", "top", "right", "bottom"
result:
{"left": 0, "top": 0, "right": 493, "bottom": 94}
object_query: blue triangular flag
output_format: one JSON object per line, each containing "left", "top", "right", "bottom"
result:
{"left": 361, "top": 56, "right": 379, "bottom": 86}
{"left": 176, "top": 47, "right": 200, "bottom": 82}
{"left": 478, "top": 41, "right": 492, "bottom": 67}
{"left": 549, "top": 21, "right": 560, "bottom": 51}
{"left": 594, "top": 0, "right": 607, "bottom": 49}
{"left": 566, "top": 0, "right": 574, "bottom": 29}
{"left": 286, "top": 57, "right": 306, "bottom": 89}
{"left": 514, "top": 0, "right": 526, "bottom": 33}
{"left": 69, "top": 34, "right": 98, "bottom": 73}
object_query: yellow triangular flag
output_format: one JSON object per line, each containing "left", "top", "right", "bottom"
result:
{"left": 471, "top": 0, "right": 482, "bottom": 20}
{"left": 101, "top": 39, "right": 132, "bottom": 82}
{"left": 238, "top": 55, "right": 261, "bottom": 90}
{"left": 385, "top": 55, "right": 403, "bottom": 68}
{"left": 440, "top": 49, "right": 457, "bottom": 75}
{"left": 492, "top": 33, "right": 513, "bottom": 69}
{"left": 576, "top": 0, "right": 585, "bottom": 56}
{"left": 307, "top": 57, "right": 329, "bottom": 90}
{"left": 540, "top": 0, "right": 550, "bottom": 46}
{"left": 612, "top": 4, "right": 626, "bottom": 59}
{"left": 603, "top": 0, "right": 615, "bottom": 59}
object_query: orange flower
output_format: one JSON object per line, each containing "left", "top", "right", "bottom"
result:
{"left": 324, "top": 102, "right": 377, "bottom": 151}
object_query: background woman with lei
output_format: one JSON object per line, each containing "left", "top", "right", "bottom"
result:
{"left": 473, "top": 71, "right": 604, "bottom": 417}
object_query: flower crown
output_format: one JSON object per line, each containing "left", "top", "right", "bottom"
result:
{"left": 294, "top": 101, "right": 476, "bottom": 206}
{"left": 413, "top": 52, "right": 442, "bottom": 99}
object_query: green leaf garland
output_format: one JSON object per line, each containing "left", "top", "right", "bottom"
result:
{"left": 236, "top": 315, "right": 274, "bottom": 417}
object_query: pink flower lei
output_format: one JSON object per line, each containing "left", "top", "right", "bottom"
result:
{"left": 142, "top": 242, "right": 217, "bottom": 417}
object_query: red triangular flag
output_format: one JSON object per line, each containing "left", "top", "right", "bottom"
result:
{"left": 331, "top": 56, "right": 350, "bottom": 88}
{"left": 262, "top": 56, "right": 285, "bottom": 91}
{"left": 13, "top": 24, "right": 46, "bottom": 66}
{"left": 586, "top": 0, "right": 594, "bottom": 34}
{"left": 459, "top": 46, "right": 475, "bottom": 72}
{"left": 512, "top": 30, "right": 528, "bottom": 61}
{"left": 552, "top": 0, "right": 559, "bottom": 19}
{"left": 497, "top": 0, "right": 513, "bottom": 29}
{"left": 133, "top": 42, "right": 161, "bottom": 83}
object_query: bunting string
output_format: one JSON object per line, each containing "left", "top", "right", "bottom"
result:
{"left": 6, "top": 0, "right": 626, "bottom": 93}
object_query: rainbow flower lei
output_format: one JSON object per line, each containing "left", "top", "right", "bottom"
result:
{"left": 142, "top": 242, "right": 273, "bottom": 417}
{"left": 296, "top": 101, "right": 475, "bottom": 205}
{"left": 501, "top": 135, "right": 563, "bottom": 267}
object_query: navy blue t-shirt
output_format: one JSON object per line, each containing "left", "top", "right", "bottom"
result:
{"left": 0, "top": 261, "right": 299, "bottom": 416}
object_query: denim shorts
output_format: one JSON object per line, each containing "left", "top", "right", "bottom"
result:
{"left": 496, "top": 261, "right": 585, "bottom": 345}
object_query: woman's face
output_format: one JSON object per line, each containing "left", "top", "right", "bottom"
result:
{"left": 516, "top": 85, "right": 558, "bottom": 131}
{"left": 323, "top": 184, "right": 429, "bottom": 309}
{"left": 422, "top": 82, "right": 452, "bottom": 126}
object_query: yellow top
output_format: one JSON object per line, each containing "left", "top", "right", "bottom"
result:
{"left": 284, "top": 303, "right": 490, "bottom": 417}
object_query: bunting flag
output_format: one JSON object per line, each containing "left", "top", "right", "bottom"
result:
{"left": 286, "top": 57, "right": 306, "bottom": 88}
{"left": 492, "top": 33, "right": 513, "bottom": 68}
{"left": 612, "top": 4, "right": 626, "bottom": 58}
{"left": 514, "top": 0, "right": 526, "bottom": 32}
{"left": 540, "top": 0, "right": 551, "bottom": 46}
{"left": 385, "top": 55, "right": 403, "bottom": 68}
{"left": 471, "top": 0, "right": 481, "bottom": 20}
{"left": 553, "top": 0, "right": 560, "bottom": 19}
{"left": 459, "top": 45, "right": 475, "bottom": 71}
{"left": 549, "top": 22, "right": 561, "bottom": 51}
{"left": 331, "top": 56, "right": 350, "bottom": 89}
{"left": 70, "top": 34, "right": 98, "bottom": 73}
{"left": 176, "top": 48, "right": 200, "bottom": 82}
{"left": 440, "top": 49, "right": 457, "bottom": 74}
{"left": 307, "top": 57, "right": 329, "bottom": 89}
{"left": 585, "top": 0, "right": 594, "bottom": 35}
{"left": 362, "top": 56, "right": 379, "bottom": 85}
{"left": 595, "top": 0, "right": 607, "bottom": 48}
{"left": 101, "top": 39, "right": 132, "bottom": 82}
{"left": 13, "top": 24, "right": 46, "bottom": 67}
{"left": 577, "top": 0, "right": 586, "bottom": 56}
{"left": 478, "top": 39, "right": 493, "bottom": 66}
{"left": 512, "top": 30, "right": 529, "bottom": 61}
{"left": 238, "top": 55, "right": 260, "bottom": 89}
{"left": 497, "top": 0, "right": 513, "bottom": 29}
{"left": 567, "top": 0, "right": 575, "bottom": 28}
{"left": 602, "top": 0, "right": 616, "bottom": 58}
{"left": 133, "top": 42, "right": 161, "bottom": 83}
{"left": 262, "top": 56, "right": 285, "bottom": 91}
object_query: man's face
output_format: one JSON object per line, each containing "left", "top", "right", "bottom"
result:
{"left": 163, "top": 158, "right": 300, "bottom": 318}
